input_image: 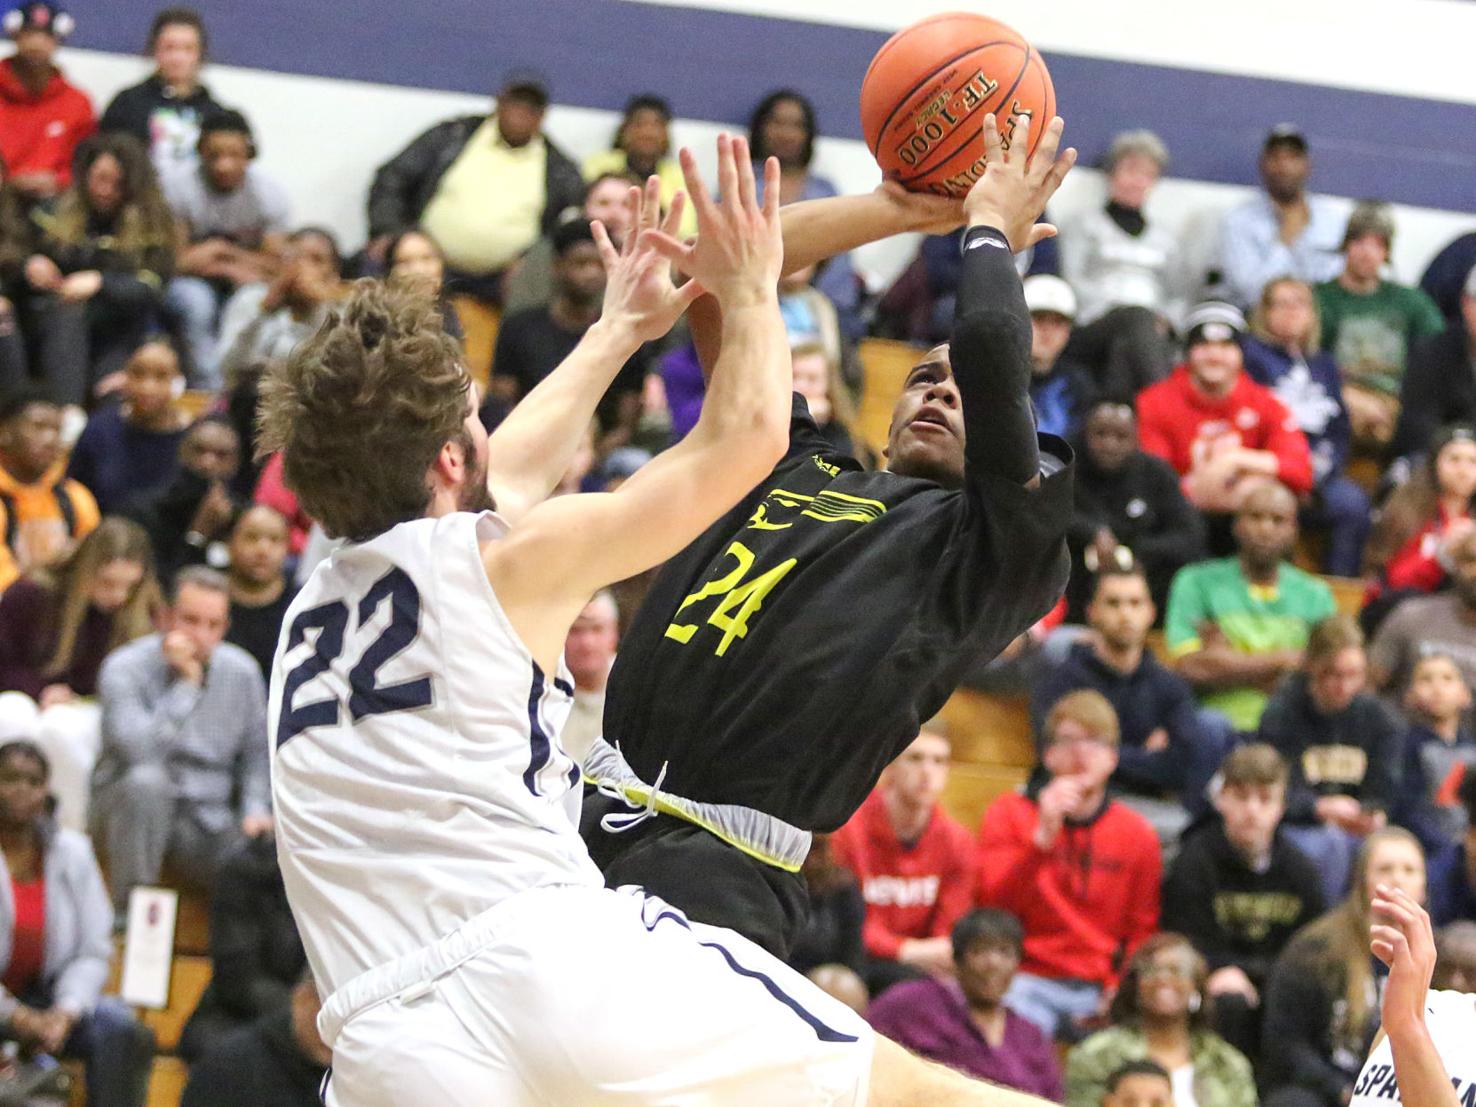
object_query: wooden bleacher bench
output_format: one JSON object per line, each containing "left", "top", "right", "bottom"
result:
{"left": 855, "top": 338, "right": 926, "bottom": 459}
{"left": 450, "top": 295, "right": 501, "bottom": 391}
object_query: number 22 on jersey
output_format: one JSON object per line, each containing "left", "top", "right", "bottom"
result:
{"left": 277, "top": 567, "right": 434, "bottom": 746}
{"left": 665, "top": 540, "right": 797, "bottom": 656}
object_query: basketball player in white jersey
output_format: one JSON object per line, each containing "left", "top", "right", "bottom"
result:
{"left": 263, "top": 133, "right": 1063, "bottom": 1105}
{"left": 1351, "top": 884, "right": 1474, "bottom": 1107}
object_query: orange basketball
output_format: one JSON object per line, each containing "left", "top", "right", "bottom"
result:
{"left": 860, "top": 12, "right": 1055, "bottom": 198}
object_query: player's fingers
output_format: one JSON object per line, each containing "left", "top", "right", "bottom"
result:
{"left": 643, "top": 229, "right": 695, "bottom": 271}
{"left": 678, "top": 147, "right": 718, "bottom": 226}
{"left": 1005, "top": 112, "right": 1032, "bottom": 166}
{"left": 761, "top": 156, "right": 782, "bottom": 222}
{"left": 733, "top": 135, "right": 759, "bottom": 214}
{"left": 1026, "top": 223, "right": 1059, "bottom": 249}
{"left": 590, "top": 220, "right": 620, "bottom": 271}
{"left": 1038, "top": 148, "right": 1078, "bottom": 201}
{"left": 1028, "top": 117, "right": 1066, "bottom": 181}
{"left": 982, "top": 113, "right": 1004, "bottom": 164}
{"left": 660, "top": 190, "right": 688, "bottom": 238}
{"left": 673, "top": 279, "right": 707, "bottom": 311}
{"left": 716, "top": 133, "right": 740, "bottom": 217}
{"left": 643, "top": 175, "right": 664, "bottom": 232}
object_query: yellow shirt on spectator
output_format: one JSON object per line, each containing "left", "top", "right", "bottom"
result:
{"left": 583, "top": 148, "right": 698, "bottom": 238}
{"left": 422, "top": 118, "right": 546, "bottom": 276}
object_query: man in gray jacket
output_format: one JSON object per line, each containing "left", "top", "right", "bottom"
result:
{"left": 93, "top": 566, "right": 271, "bottom": 917}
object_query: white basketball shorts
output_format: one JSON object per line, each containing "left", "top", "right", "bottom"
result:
{"left": 318, "top": 883, "right": 874, "bottom": 1106}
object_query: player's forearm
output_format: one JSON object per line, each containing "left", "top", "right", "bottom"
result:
{"left": 484, "top": 319, "right": 642, "bottom": 517}
{"left": 1386, "top": 1020, "right": 1459, "bottom": 1107}
{"left": 688, "top": 296, "right": 790, "bottom": 453}
{"left": 950, "top": 225, "right": 1040, "bottom": 485}
{"left": 779, "top": 191, "right": 929, "bottom": 277}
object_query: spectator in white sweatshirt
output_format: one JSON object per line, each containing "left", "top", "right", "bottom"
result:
{"left": 1060, "top": 130, "right": 1186, "bottom": 398}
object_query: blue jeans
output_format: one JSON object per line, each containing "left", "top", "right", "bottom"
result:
{"left": 165, "top": 276, "right": 223, "bottom": 389}
{"left": 1003, "top": 972, "right": 1102, "bottom": 1041}
{"left": 14, "top": 995, "right": 157, "bottom": 1107}
{"left": 1282, "top": 822, "right": 1361, "bottom": 904}
{"left": 1303, "top": 475, "right": 1372, "bottom": 578}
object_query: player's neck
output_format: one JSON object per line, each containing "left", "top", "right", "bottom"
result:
{"left": 884, "top": 792, "right": 932, "bottom": 843}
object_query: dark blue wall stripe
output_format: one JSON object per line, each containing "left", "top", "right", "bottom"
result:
{"left": 70, "top": 1, "right": 1476, "bottom": 212}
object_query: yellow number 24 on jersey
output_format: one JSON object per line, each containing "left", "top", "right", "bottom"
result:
{"left": 664, "top": 540, "right": 798, "bottom": 656}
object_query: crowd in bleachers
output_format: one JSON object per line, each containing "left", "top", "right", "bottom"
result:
{"left": 0, "top": 0, "right": 1471, "bottom": 1103}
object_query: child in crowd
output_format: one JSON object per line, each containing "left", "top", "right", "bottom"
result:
{"left": 1396, "top": 653, "right": 1476, "bottom": 854}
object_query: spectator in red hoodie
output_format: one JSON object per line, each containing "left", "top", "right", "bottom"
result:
{"left": 831, "top": 726, "right": 976, "bottom": 997}
{"left": 0, "top": 2, "right": 94, "bottom": 202}
{"left": 1137, "top": 301, "right": 1312, "bottom": 554}
{"left": 978, "top": 689, "right": 1162, "bottom": 1040}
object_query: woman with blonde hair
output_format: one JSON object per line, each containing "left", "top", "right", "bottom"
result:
{"left": 1262, "top": 826, "right": 1427, "bottom": 1107}
{"left": 1242, "top": 275, "right": 1368, "bottom": 576}
{"left": 0, "top": 517, "right": 161, "bottom": 830}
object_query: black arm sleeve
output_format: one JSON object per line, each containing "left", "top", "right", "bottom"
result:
{"left": 950, "top": 225, "right": 1041, "bottom": 487}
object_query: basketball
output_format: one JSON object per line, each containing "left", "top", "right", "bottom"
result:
{"left": 860, "top": 12, "right": 1055, "bottom": 198}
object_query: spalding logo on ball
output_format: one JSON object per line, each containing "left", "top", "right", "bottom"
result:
{"left": 861, "top": 12, "right": 1055, "bottom": 198}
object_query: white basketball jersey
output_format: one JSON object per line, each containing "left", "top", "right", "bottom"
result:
{"left": 1350, "top": 989, "right": 1476, "bottom": 1105}
{"left": 269, "top": 511, "right": 601, "bottom": 996}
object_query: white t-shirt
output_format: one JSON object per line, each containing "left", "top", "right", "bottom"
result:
{"left": 1350, "top": 989, "right": 1476, "bottom": 1105}
{"left": 1170, "top": 1063, "right": 1199, "bottom": 1107}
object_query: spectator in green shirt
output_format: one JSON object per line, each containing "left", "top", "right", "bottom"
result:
{"left": 1314, "top": 202, "right": 1444, "bottom": 447}
{"left": 1166, "top": 479, "right": 1337, "bottom": 731}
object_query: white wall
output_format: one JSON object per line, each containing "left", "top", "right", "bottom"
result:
{"left": 60, "top": 9, "right": 1475, "bottom": 293}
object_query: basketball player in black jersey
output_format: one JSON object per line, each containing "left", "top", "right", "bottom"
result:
{"left": 583, "top": 113, "right": 1078, "bottom": 957}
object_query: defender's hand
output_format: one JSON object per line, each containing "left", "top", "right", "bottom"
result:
{"left": 646, "top": 134, "right": 784, "bottom": 308}
{"left": 596, "top": 175, "right": 704, "bottom": 345}
{"left": 962, "top": 113, "right": 1076, "bottom": 254}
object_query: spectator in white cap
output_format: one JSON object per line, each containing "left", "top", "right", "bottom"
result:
{"left": 1137, "top": 301, "right": 1314, "bottom": 550}
{"left": 1059, "top": 129, "right": 1183, "bottom": 397}
{"left": 1218, "top": 125, "right": 1346, "bottom": 311}
{"left": 1025, "top": 275, "right": 1095, "bottom": 441}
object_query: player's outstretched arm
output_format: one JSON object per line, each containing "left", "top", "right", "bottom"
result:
{"left": 688, "top": 177, "right": 968, "bottom": 384}
{"left": 1369, "top": 884, "right": 1459, "bottom": 1107}
{"left": 486, "top": 137, "right": 791, "bottom": 671}
{"left": 950, "top": 113, "right": 1075, "bottom": 488}
{"left": 483, "top": 178, "right": 702, "bottom": 525}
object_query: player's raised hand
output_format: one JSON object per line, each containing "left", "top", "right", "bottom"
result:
{"left": 1371, "top": 883, "right": 1437, "bottom": 1035}
{"left": 646, "top": 134, "right": 784, "bottom": 308}
{"left": 594, "top": 175, "right": 704, "bottom": 345}
{"left": 962, "top": 113, "right": 1076, "bottom": 254}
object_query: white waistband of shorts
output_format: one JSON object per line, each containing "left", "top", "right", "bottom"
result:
{"left": 583, "top": 738, "right": 813, "bottom": 872}
{"left": 316, "top": 885, "right": 569, "bottom": 1049}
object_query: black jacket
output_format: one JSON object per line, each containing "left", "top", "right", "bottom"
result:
{"left": 1162, "top": 820, "right": 1325, "bottom": 985}
{"left": 1256, "top": 673, "right": 1405, "bottom": 823}
{"left": 99, "top": 75, "right": 223, "bottom": 152}
{"left": 180, "top": 1005, "right": 325, "bottom": 1107}
{"left": 1066, "top": 448, "right": 1204, "bottom": 619}
{"left": 366, "top": 114, "right": 584, "bottom": 242}
{"left": 178, "top": 835, "right": 306, "bottom": 1062}
{"left": 122, "top": 468, "right": 241, "bottom": 583}
{"left": 1032, "top": 642, "right": 1202, "bottom": 796}
{"left": 1393, "top": 321, "right": 1476, "bottom": 459}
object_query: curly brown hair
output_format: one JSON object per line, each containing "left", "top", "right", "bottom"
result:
{"left": 256, "top": 280, "right": 469, "bottom": 541}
